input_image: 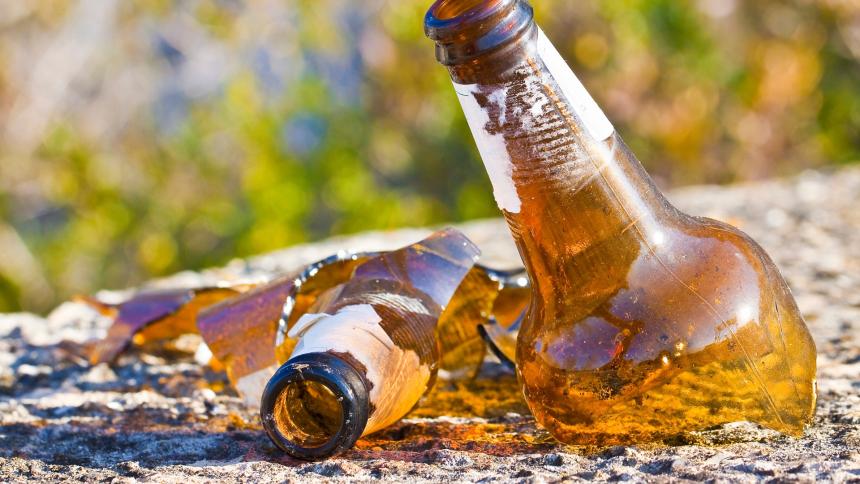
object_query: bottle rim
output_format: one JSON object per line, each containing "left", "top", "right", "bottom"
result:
{"left": 424, "top": 0, "right": 534, "bottom": 66}
{"left": 260, "top": 352, "right": 370, "bottom": 460}
{"left": 425, "top": 0, "right": 507, "bottom": 37}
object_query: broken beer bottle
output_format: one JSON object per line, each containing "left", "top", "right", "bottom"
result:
{"left": 260, "top": 228, "right": 480, "bottom": 459}
{"left": 83, "top": 231, "right": 527, "bottom": 409}
{"left": 191, "top": 248, "right": 527, "bottom": 407}
{"left": 425, "top": 0, "right": 817, "bottom": 444}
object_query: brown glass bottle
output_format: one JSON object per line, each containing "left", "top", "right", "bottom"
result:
{"left": 426, "top": 0, "right": 817, "bottom": 444}
{"left": 260, "top": 228, "right": 479, "bottom": 459}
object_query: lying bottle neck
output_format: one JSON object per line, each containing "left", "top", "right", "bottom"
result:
{"left": 260, "top": 352, "right": 369, "bottom": 461}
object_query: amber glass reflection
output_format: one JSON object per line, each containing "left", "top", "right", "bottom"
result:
{"left": 426, "top": 0, "right": 817, "bottom": 444}
{"left": 435, "top": 266, "right": 528, "bottom": 378}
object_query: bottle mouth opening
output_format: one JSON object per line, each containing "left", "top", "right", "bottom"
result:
{"left": 273, "top": 379, "right": 345, "bottom": 449}
{"left": 424, "top": 0, "right": 533, "bottom": 66}
{"left": 425, "top": 0, "right": 509, "bottom": 38}
{"left": 261, "top": 353, "right": 369, "bottom": 460}
{"left": 429, "top": 0, "right": 502, "bottom": 22}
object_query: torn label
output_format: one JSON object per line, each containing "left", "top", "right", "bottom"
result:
{"left": 452, "top": 82, "right": 522, "bottom": 214}
{"left": 537, "top": 27, "right": 614, "bottom": 141}
{"left": 194, "top": 342, "right": 213, "bottom": 366}
{"left": 236, "top": 365, "right": 277, "bottom": 407}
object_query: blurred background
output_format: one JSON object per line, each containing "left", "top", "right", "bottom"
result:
{"left": 1, "top": 0, "right": 858, "bottom": 314}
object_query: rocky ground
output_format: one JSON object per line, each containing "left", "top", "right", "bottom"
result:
{"left": 1, "top": 168, "right": 859, "bottom": 483}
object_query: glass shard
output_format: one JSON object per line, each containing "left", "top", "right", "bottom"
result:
{"left": 81, "top": 288, "right": 239, "bottom": 364}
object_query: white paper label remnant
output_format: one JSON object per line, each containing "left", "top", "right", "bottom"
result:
{"left": 236, "top": 364, "right": 277, "bottom": 407}
{"left": 536, "top": 28, "right": 614, "bottom": 141}
{"left": 452, "top": 82, "right": 522, "bottom": 214}
{"left": 194, "top": 342, "right": 214, "bottom": 366}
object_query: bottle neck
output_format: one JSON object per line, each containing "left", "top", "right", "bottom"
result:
{"left": 427, "top": 1, "right": 675, "bottom": 300}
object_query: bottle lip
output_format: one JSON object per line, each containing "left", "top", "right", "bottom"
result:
{"left": 260, "top": 352, "right": 370, "bottom": 461}
{"left": 425, "top": 0, "right": 534, "bottom": 66}
{"left": 424, "top": 0, "right": 508, "bottom": 37}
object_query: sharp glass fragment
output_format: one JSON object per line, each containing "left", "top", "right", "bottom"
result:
{"left": 80, "top": 287, "right": 242, "bottom": 364}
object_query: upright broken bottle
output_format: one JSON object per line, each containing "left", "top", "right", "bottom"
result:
{"left": 260, "top": 228, "right": 480, "bottom": 459}
{"left": 425, "top": 0, "right": 817, "bottom": 444}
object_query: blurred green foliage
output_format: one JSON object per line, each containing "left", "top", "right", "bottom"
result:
{"left": 0, "top": 0, "right": 858, "bottom": 313}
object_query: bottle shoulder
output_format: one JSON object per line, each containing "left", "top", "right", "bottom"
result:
{"left": 516, "top": 215, "right": 817, "bottom": 443}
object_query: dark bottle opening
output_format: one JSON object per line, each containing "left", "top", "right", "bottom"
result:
{"left": 425, "top": 0, "right": 534, "bottom": 66}
{"left": 260, "top": 352, "right": 369, "bottom": 460}
{"left": 432, "top": 0, "right": 496, "bottom": 20}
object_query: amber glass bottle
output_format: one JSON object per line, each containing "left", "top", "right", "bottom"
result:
{"left": 426, "top": 0, "right": 817, "bottom": 444}
{"left": 260, "top": 228, "right": 479, "bottom": 459}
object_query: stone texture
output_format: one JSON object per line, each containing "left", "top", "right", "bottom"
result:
{"left": 1, "top": 168, "right": 859, "bottom": 482}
